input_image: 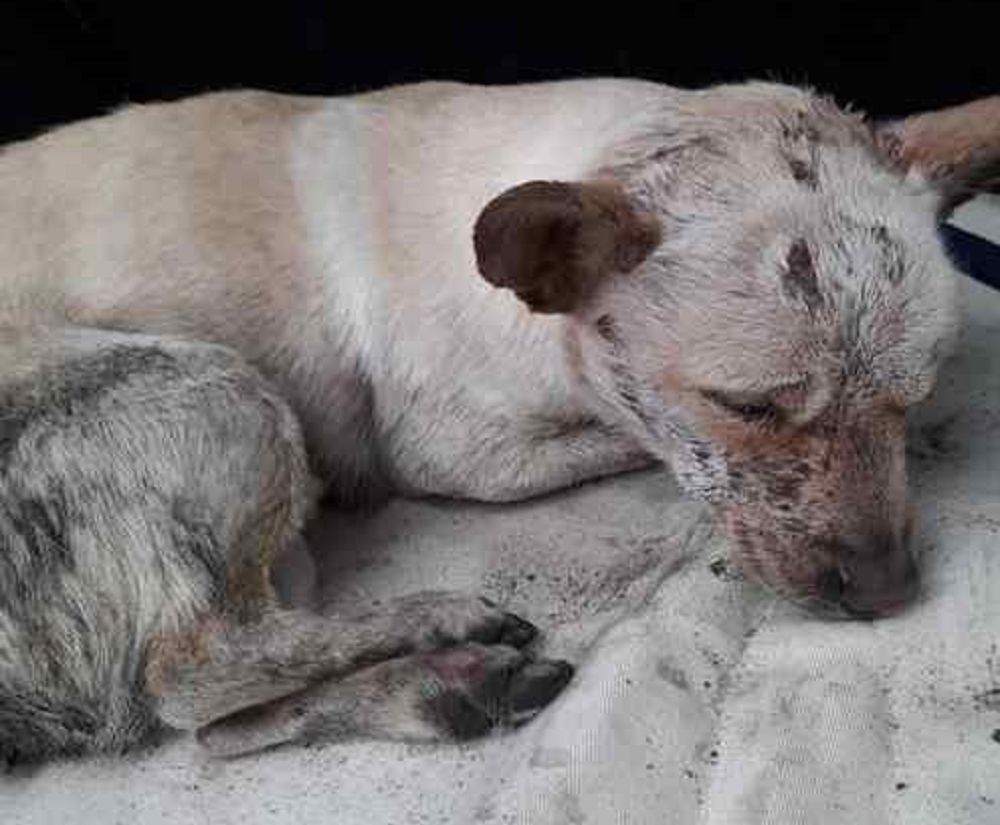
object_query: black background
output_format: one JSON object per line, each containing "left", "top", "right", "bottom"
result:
{"left": 0, "top": 1, "right": 995, "bottom": 145}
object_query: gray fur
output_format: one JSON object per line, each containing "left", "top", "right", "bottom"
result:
{"left": 0, "top": 331, "right": 314, "bottom": 760}
{"left": 0, "top": 345, "right": 181, "bottom": 469}
{"left": 0, "top": 331, "right": 559, "bottom": 762}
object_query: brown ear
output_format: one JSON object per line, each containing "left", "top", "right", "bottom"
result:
{"left": 473, "top": 180, "right": 662, "bottom": 313}
{"left": 876, "top": 96, "right": 1000, "bottom": 213}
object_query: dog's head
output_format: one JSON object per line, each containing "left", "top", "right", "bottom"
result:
{"left": 474, "top": 83, "right": 999, "bottom": 618}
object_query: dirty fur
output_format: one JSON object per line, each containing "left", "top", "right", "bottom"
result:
{"left": 572, "top": 84, "right": 961, "bottom": 613}
{"left": 0, "top": 79, "right": 993, "bottom": 761}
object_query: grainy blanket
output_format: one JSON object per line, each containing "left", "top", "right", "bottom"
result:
{"left": 2, "top": 203, "right": 998, "bottom": 825}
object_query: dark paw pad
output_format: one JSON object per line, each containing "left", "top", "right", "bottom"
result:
{"left": 421, "top": 644, "right": 573, "bottom": 739}
{"left": 426, "top": 690, "right": 496, "bottom": 740}
{"left": 507, "top": 660, "right": 575, "bottom": 724}
{"left": 468, "top": 602, "right": 538, "bottom": 648}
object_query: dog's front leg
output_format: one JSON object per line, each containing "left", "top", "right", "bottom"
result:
{"left": 148, "top": 594, "right": 572, "bottom": 755}
{"left": 391, "top": 416, "right": 655, "bottom": 504}
{"left": 472, "top": 421, "right": 655, "bottom": 503}
{"left": 147, "top": 591, "right": 553, "bottom": 730}
{"left": 196, "top": 643, "right": 572, "bottom": 758}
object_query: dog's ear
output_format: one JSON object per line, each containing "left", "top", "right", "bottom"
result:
{"left": 875, "top": 96, "right": 1000, "bottom": 213}
{"left": 473, "top": 180, "right": 661, "bottom": 313}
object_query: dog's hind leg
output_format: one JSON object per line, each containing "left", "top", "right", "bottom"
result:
{"left": 0, "top": 327, "right": 316, "bottom": 759}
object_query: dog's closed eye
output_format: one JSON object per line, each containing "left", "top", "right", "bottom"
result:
{"left": 701, "top": 390, "right": 781, "bottom": 424}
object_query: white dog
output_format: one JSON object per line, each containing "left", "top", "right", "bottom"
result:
{"left": 0, "top": 79, "right": 996, "bottom": 761}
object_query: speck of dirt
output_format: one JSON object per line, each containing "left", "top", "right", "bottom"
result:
{"left": 895, "top": 782, "right": 907, "bottom": 791}
{"left": 709, "top": 557, "right": 740, "bottom": 581}
{"left": 991, "top": 729, "right": 1000, "bottom": 744}
{"left": 974, "top": 688, "right": 1000, "bottom": 710}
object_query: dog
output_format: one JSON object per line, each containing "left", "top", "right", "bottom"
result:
{"left": 0, "top": 78, "right": 997, "bottom": 762}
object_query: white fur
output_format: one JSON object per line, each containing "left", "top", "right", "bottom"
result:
{"left": 0, "top": 78, "right": 966, "bottom": 531}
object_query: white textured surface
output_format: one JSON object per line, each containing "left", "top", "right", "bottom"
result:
{"left": 2, "top": 272, "right": 1000, "bottom": 824}
{"left": 951, "top": 194, "right": 1000, "bottom": 244}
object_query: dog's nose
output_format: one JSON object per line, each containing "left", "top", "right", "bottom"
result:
{"left": 829, "top": 543, "right": 920, "bottom": 619}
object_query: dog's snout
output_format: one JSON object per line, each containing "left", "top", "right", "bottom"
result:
{"left": 828, "top": 539, "right": 920, "bottom": 619}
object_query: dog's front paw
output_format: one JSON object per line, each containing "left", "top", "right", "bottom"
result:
{"left": 341, "top": 591, "right": 541, "bottom": 652}
{"left": 418, "top": 643, "right": 574, "bottom": 738}
{"left": 197, "top": 643, "right": 574, "bottom": 757}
